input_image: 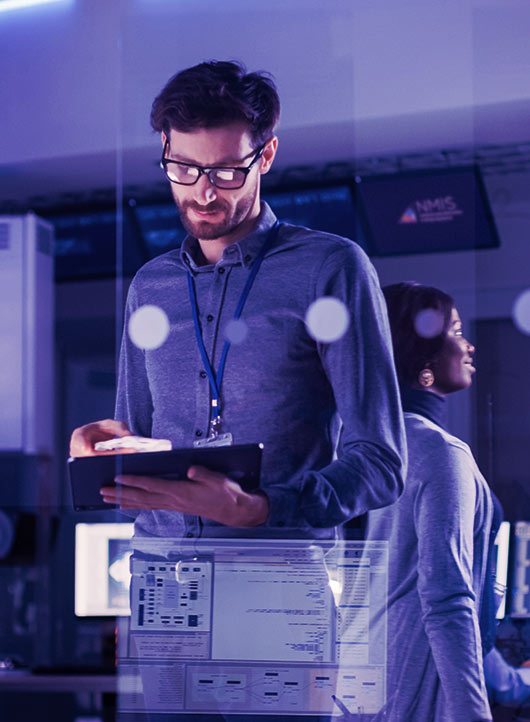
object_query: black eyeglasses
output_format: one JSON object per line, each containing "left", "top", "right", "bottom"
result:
{"left": 160, "top": 140, "right": 268, "bottom": 190}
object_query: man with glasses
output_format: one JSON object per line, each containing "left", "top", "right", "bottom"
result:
{"left": 70, "top": 60, "right": 406, "bottom": 539}
{"left": 69, "top": 60, "right": 405, "bottom": 722}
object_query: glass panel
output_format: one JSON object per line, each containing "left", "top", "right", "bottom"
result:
{"left": 3, "top": 2, "right": 530, "bottom": 718}
{"left": 116, "top": 538, "right": 388, "bottom": 717}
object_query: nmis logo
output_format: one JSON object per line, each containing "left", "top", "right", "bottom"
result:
{"left": 398, "top": 196, "right": 463, "bottom": 224}
{"left": 399, "top": 207, "right": 417, "bottom": 224}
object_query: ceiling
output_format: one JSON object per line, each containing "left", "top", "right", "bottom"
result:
{"left": 1, "top": 0, "right": 530, "bottom": 211}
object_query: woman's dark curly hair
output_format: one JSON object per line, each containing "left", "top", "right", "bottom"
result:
{"left": 383, "top": 282, "right": 455, "bottom": 387}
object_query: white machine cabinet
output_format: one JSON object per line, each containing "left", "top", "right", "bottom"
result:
{"left": 0, "top": 213, "right": 54, "bottom": 455}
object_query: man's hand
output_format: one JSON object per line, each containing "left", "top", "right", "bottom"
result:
{"left": 69, "top": 419, "right": 135, "bottom": 457}
{"left": 100, "top": 465, "right": 270, "bottom": 527}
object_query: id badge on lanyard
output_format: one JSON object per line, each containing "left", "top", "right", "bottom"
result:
{"left": 193, "top": 432, "right": 233, "bottom": 448}
{"left": 188, "top": 221, "right": 280, "bottom": 449}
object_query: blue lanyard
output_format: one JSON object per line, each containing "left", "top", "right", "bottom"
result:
{"left": 187, "top": 221, "right": 280, "bottom": 433}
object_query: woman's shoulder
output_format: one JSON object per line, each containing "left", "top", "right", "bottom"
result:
{"left": 405, "top": 412, "right": 469, "bottom": 450}
{"left": 404, "top": 413, "right": 492, "bottom": 525}
{"left": 404, "top": 412, "right": 475, "bottom": 475}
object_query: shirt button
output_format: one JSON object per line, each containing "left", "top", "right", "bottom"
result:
{"left": 195, "top": 429, "right": 203, "bottom": 437}
{"left": 186, "top": 532, "right": 195, "bottom": 538}
{"left": 199, "top": 370, "right": 207, "bottom": 378}
{"left": 207, "top": 314, "right": 214, "bottom": 322}
{"left": 218, "top": 267, "right": 225, "bottom": 274}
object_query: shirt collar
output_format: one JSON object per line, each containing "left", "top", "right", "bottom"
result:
{"left": 400, "top": 385, "right": 447, "bottom": 430}
{"left": 180, "top": 202, "right": 278, "bottom": 272}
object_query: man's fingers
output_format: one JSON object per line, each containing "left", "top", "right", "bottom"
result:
{"left": 187, "top": 465, "right": 226, "bottom": 483}
{"left": 69, "top": 427, "right": 96, "bottom": 457}
{"left": 112, "top": 474, "right": 187, "bottom": 491}
{"left": 100, "top": 484, "right": 175, "bottom": 510}
{"left": 94, "top": 419, "right": 132, "bottom": 436}
{"left": 111, "top": 468, "right": 227, "bottom": 490}
{"left": 69, "top": 419, "right": 132, "bottom": 457}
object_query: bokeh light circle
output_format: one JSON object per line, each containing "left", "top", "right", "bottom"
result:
{"left": 224, "top": 319, "right": 249, "bottom": 345}
{"left": 128, "top": 305, "right": 170, "bottom": 350}
{"left": 305, "top": 297, "right": 350, "bottom": 343}
{"left": 512, "top": 289, "right": 530, "bottom": 335}
{"left": 414, "top": 309, "right": 445, "bottom": 339}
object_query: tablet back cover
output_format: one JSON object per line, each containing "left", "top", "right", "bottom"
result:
{"left": 68, "top": 443, "right": 262, "bottom": 511}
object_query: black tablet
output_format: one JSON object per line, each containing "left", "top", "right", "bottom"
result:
{"left": 68, "top": 443, "right": 263, "bottom": 511}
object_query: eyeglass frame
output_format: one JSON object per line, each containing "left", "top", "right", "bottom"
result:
{"left": 159, "top": 138, "right": 270, "bottom": 190}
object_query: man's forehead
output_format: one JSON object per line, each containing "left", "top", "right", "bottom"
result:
{"left": 167, "top": 124, "right": 254, "bottom": 164}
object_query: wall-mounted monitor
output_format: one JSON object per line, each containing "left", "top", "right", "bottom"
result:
{"left": 263, "top": 184, "right": 365, "bottom": 250}
{"left": 132, "top": 201, "right": 187, "bottom": 259}
{"left": 355, "top": 165, "right": 500, "bottom": 256}
{"left": 47, "top": 207, "right": 145, "bottom": 281}
{"left": 133, "top": 186, "right": 364, "bottom": 259}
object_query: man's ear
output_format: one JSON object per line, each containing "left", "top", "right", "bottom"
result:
{"left": 259, "top": 136, "right": 278, "bottom": 175}
{"left": 161, "top": 131, "right": 167, "bottom": 147}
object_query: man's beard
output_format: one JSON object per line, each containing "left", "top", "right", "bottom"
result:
{"left": 176, "top": 192, "right": 255, "bottom": 240}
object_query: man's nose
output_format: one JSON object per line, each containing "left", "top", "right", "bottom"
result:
{"left": 194, "top": 173, "right": 217, "bottom": 205}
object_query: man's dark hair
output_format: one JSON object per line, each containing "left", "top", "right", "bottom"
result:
{"left": 150, "top": 60, "right": 280, "bottom": 147}
{"left": 382, "top": 282, "right": 455, "bottom": 387}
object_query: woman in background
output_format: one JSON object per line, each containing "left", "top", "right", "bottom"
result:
{"left": 366, "top": 282, "right": 498, "bottom": 722}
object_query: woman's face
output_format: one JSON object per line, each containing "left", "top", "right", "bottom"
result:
{"left": 430, "top": 307, "right": 475, "bottom": 396}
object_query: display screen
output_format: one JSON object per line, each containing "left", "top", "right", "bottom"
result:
{"left": 47, "top": 184, "right": 367, "bottom": 280}
{"left": 48, "top": 207, "right": 145, "bottom": 281}
{"left": 117, "top": 538, "right": 389, "bottom": 717}
{"left": 263, "top": 184, "right": 365, "bottom": 249}
{"left": 508, "top": 521, "right": 530, "bottom": 618}
{"left": 75, "top": 522, "right": 134, "bottom": 617}
{"left": 355, "top": 165, "right": 500, "bottom": 256}
{"left": 133, "top": 201, "right": 187, "bottom": 259}
{"left": 494, "top": 521, "right": 510, "bottom": 619}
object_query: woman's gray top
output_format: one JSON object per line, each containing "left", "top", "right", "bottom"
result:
{"left": 366, "top": 412, "right": 494, "bottom": 722}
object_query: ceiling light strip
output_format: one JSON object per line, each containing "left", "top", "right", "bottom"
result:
{"left": 0, "top": 0, "right": 68, "bottom": 12}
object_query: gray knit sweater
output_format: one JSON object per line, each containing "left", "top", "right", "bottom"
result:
{"left": 366, "top": 413, "right": 493, "bottom": 722}
{"left": 115, "top": 203, "right": 405, "bottom": 539}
